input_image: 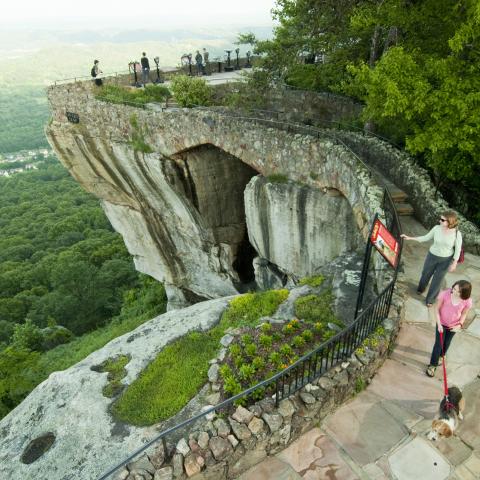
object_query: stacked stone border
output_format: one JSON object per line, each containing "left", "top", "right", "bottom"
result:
{"left": 110, "top": 291, "right": 404, "bottom": 480}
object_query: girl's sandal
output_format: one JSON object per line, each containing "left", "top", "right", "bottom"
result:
{"left": 426, "top": 303, "right": 433, "bottom": 308}
{"left": 426, "top": 365, "right": 436, "bottom": 377}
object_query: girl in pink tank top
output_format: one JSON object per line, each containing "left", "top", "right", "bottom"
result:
{"left": 426, "top": 280, "right": 472, "bottom": 377}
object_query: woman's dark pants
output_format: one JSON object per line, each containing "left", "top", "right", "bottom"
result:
{"left": 418, "top": 252, "right": 452, "bottom": 304}
{"left": 430, "top": 327, "right": 456, "bottom": 366}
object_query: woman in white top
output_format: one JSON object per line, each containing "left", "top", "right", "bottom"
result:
{"left": 401, "top": 211, "right": 462, "bottom": 307}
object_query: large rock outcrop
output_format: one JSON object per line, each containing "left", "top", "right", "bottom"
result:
{"left": 46, "top": 79, "right": 384, "bottom": 307}
{"left": 0, "top": 298, "right": 231, "bottom": 480}
{"left": 245, "top": 176, "right": 361, "bottom": 278}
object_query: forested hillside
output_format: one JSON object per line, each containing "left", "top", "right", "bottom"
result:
{"left": 246, "top": 0, "right": 480, "bottom": 224}
{"left": 0, "top": 157, "right": 166, "bottom": 418}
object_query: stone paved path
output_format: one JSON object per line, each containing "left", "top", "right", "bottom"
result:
{"left": 238, "top": 216, "right": 480, "bottom": 480}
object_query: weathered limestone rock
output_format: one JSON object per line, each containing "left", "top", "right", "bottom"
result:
{"left": 0, "top": 298, "right": 230, "bottom": 480}
{"left": 154, "top": 466, "right": 173, "bottom": 480}
{"left": 261, "top": 413, "right": 284, "bottom": 433}
{"left": 228, "top": 418, "right": 252, "bottom": 441}
{"left": 46, "top": 82, "right": 384, "bottom": 307}
{"left": 213, "top": 418, "right": 230, "bottom": 439}
{"left": 197, "top": 432, "right": 210, "bottom": 450}
{"left": 231, "top": 405, "right": 255, "bottom": 424}
{"left": 208, "top": 437, "right": 233, "bottom": 461}
{"left": 248, "top": 416, "right": 266, "bottom": 435}
{"left": 245, "top": 176, "right": 362, "bottom": 277}
{"left": 253, "top": 257, "right": 286, "bottom": 290}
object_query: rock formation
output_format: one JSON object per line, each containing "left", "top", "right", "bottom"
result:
{"left": 45, "top": 79, "right": 383, "bottom": 308}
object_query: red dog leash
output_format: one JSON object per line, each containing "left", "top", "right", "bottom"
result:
{"left": 439, "top": 330, "right": 455, "bottom": 412}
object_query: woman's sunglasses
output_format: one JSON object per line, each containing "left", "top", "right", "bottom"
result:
{"left": 440, "top": 217, "right": 447, "bottom": 222}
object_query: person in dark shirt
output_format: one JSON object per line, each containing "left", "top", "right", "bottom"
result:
{"left": 141, "top": 52, "right": 150, "bottom": 85}
{"left": 195, "top": 50, "right": 203, "bottom": 75}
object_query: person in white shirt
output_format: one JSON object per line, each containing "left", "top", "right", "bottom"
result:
{"left": 401, "top": 211, "right": 462, "bottom": 307}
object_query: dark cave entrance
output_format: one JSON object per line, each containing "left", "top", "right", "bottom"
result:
{"left": 169, "top": 144, "right": 258, "bottom": 289}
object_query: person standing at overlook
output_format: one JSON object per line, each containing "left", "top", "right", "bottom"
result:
{"left": 202, "top": 48, "right": 209, "bottom": 74}
{"left": 91, "top": 60, "right": 103, "bottom": 86}
{"left": 401, "top": 211, "right": 462, "bottom": 307}
{"left": 195, "top": 50, "right": 203, "bottom": 75}
{"left": 141, "top": 52, "right": 150, "bottom": 86}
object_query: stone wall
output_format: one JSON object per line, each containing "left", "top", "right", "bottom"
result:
{"left": 46, "top": 80, "right": 384, "bottom": 306}
{"left": 111, "top": 293, "right": 403, "bottom": 480}
{"left": 331, "top": 131, "right": 480, "bottom": 253}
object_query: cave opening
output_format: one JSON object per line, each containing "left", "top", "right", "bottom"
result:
{"left": 232, "top": 229, "right": 257, "bottom": 289}
{"left": 170, "top": 144, "right": 259, "bottom": 289}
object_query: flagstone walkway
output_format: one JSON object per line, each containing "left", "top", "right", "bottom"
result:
{"left": 238, "top": 216, "right": 480, "bottom": 480}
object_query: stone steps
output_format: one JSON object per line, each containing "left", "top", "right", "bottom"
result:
{"left": 372, "top": 170, "right": 414, "bottom": 217}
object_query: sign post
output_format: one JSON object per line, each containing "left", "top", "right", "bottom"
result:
{"left": 354, "top": 215, "right": 400, "bottom": 318}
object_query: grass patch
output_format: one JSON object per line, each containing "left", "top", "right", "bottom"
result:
{"left": 355, "top": 377, "right": 366, "bottom": 393}
{"left": 266, "top": 173, "right": 289, "bottom": 184}
{"left": 91, "top": 355, "right": 130, "bottom": 398}
{"left": 113, "top": 330, "right": 222, "bottom": 425}
{"left": 112, "top": 289, "right": 289, "bottom": 425}
{"left": 95, "top": 84, "right": 171, "bottom": 107}
{"left": 219, "top": 289, "right": 289, "bottom": 328}
{"left": 129, "top": 114, "right": 153, "bottom": 153}
{"left": 294, "top": 291, "right": 342, "bottom": 327}
{"left": 298, "top": 275, "right": 325, "bottom": 288}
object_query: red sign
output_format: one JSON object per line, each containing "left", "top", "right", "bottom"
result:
{"left": 370, "top": 219, "right": 399, "bottom": 268}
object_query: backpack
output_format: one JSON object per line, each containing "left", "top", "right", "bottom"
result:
{"left": 91, "top": 66, "right": 97, "bottom": 78}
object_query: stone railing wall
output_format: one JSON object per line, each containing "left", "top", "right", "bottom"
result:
{"left": 330, "top": 131, "right": 480, "bottom": 254}
{"left": 110, "top": 292, "right": 403, "bottom": 480}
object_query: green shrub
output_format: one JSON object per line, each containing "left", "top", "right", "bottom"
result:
{"left": 244, "top": 343, "right": 257, "bottom": 357}
{"left": 224, "top": 376, "right": 242, "bottom": 396}
{"left": 260, "top": 322, "right": 272, "bottom": 333}
{"left": 11, "top": 320, "right": 44, "bottom": 351}
{"left": 238, "top": 363, "right": 255, "bottom": 381}
{"left": 259, "top": 334, "right": 273, "bottom": 348}
{"left": 269, "top": 351, "right": 282, "bottom": 366}
{"left": 252, "top": 356, "right": 265, "bottom": 371}
{"left": 40, "top": 326, "right": 74, "bottom": 350}
{"left": 229, "top": 344, "right": 241, "bottom": 356}
{"left": 279, "top": 344, "right": 293, "bottom": 357}
{"left": 95, "top": 84, "right": 171, "bottom": 107}
{"left": 219, "top": 364, "right": 233, "bottom": 380}
{"left": 298, "top": 275, "right": 325, "bottom": 288}
{"left": 241, "top": 334, "right": 253, "bottom": 345}
{"left": 292, "top": 335, "right": 306, "bottom": 348}
{"left": 282, "top": 324, "right": 295, "bottom": 335}
{"left": 170, "top": 75, "right": 212, "bottom": 107}
{"left": 301, "top": 329, "right": 313, "bottom": 342}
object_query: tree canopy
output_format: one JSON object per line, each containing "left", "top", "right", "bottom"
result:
{"left": 245, "top": 0, "right": 480, "bottom": 222}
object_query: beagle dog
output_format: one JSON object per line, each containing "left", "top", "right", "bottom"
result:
{"left": 428, "top": 386, "right": 465, "bottom": 441}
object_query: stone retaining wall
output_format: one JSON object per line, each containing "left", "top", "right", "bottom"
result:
{"left": 331, "top": 131, "right": 480, "bottom": 254}
{"left": 112, "top": 293, "right": 403, "bottom": 480}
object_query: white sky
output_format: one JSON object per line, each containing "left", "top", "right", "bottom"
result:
{"left": 0, "top": 0, "right": 277, "bottom": 27}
